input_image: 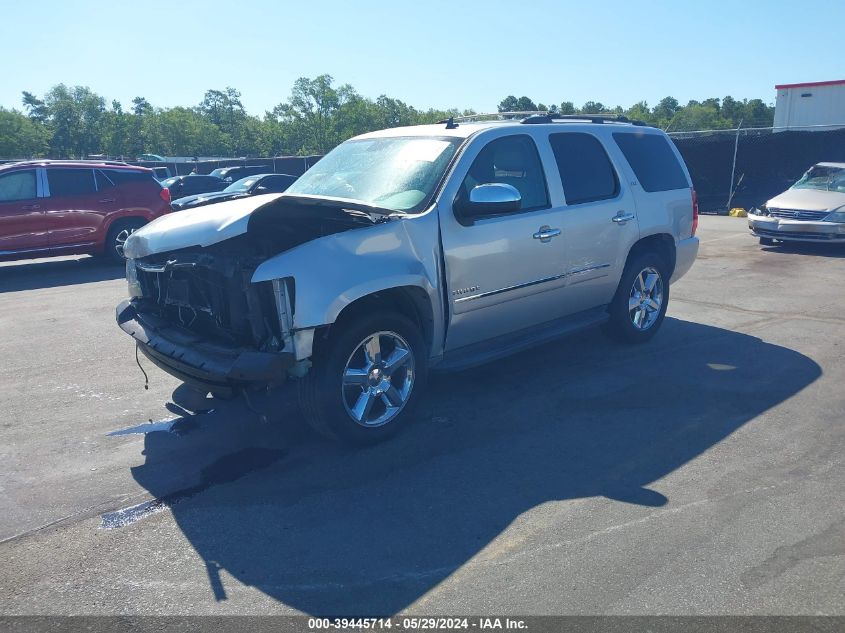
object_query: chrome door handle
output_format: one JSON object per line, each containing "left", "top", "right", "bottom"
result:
{"left": 99, "top": 198, "right": 116, "bottom": 203}
{"left": 22, "top": 204, "right": 41, "bottom": 211}
{"left": 533, "top": 226, "right": 561, "bottom": 242}
{"left": 612, "top": 212, "right": 635, "bottom": 224}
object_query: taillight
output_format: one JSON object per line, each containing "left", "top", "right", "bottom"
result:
{"left": 691, "top": 188, "right": 699, "bottom": 237}
{"left": 160, "top": 187, "right": 171, "bottom": 204}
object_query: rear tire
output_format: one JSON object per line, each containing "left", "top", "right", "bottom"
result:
{"left": 105, "top": 219, "right": 146, "bottom": 262}
{"left": 604, "top": 252, "right": 670, "bottom": 344}
{"left": 298, "top": 311, "right": 427, "bottom": 445}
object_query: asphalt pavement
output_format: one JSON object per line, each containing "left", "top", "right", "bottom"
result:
{"left": 0, "top": 216, "right": 843, "bottom": 616}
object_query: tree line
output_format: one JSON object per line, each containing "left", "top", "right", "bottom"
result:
{"left": 0, "top": 74, "right": 775, "bottom": 160}
{"left": 497, "top": 95, "right": 775, "bottom": 131}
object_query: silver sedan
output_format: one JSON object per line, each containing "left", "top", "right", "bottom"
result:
{"left": 748, "top": 162, "right": 845, "bottom": 245}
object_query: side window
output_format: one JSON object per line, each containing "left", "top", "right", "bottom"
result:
{"left": 0, "top": 170, "right": 37, "bottom": 202}
{"left": 613, "top": 132, "right": 689, "bottom": 192}
{"left": 46, "top": 169, "right": 96, "bottom": 197}
{"left": 458, "top": 135, "right": 549, "bottom": 214}
{"left": 95, "top": 170, "right": 116, "bottom": 190}
{"left": 106, "top": 169, "right": 153, "bottom": 185}
{"left": 549, "top": 133, "right": 619, "bottom": 205}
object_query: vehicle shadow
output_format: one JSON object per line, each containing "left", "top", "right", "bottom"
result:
{"left": 128, "top": 318, "right": 820, "bottom": 615}
{"left": 0, "top": 256, "right": 124, "bottom": 293}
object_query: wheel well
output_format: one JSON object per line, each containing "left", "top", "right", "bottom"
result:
{"left": 627, "top": 233, "right": 676, "bottom": 276}
{"left": 325, "top": 286, "right": 435, "bottom": 354}
{"left": 104, "top": 216, "right": 147, "bottom": 239}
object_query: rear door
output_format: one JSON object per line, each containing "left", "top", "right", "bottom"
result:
{"left": 0, "top": 168, "right": 46, "bottom": 254}
{"left": 440, "top": 132, "right": 572, "bottom": 351}
{"left": 43, "top": 168, "right": 103, "bottom": 249}
{"left": 548, "top": 131, "right": 640, "bottom": 313}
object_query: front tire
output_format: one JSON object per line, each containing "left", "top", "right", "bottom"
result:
{"left": 298, "top": 311, "right": 427, "bottom": 445}
{"left": 604, "top": 252, "right": 670, "bottom": 344}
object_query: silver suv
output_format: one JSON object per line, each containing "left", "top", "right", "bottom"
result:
{"left": 116, "top": 114, "right": 699, "bottom": 444}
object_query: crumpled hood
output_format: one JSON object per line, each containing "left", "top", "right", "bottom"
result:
{"left": 124, "top": 193, "right": 285, "bottom": 258}
{"left": 767, "top": 188, "right": 845, "bottom": 213}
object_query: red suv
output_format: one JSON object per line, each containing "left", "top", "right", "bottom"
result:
{"left": 0, "top": 160, "right": 171, "bottom": 262}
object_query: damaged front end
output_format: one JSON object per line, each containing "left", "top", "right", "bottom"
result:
{"left": 117, "top": 195, "right": 388, "bottom": 393}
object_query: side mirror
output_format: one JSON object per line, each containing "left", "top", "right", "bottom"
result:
{"left": 459, "top": 183, "right": 522, "bottom": 218}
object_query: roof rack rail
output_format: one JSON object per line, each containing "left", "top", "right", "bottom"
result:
{"left": 9, "top": 158, "right": 132, "bottom": 166}
{"left": 521, "top": 113, "right": 647, "bottom": 126}
{"left": 436, "top": 111, "right": 551, "bottom": 126}
{"left": 434, "top": 112, "right": 648, "bottom": 128}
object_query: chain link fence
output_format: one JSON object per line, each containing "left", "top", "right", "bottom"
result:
{"left": 669, "top": 125, "right": 845, "bottom": 213}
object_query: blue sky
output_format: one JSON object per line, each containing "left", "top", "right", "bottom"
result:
{"left": 2, "top": 0, "right": 842, "bottom": 115}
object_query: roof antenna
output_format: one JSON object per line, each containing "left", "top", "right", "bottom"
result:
{"left": 444, "top": 117, "right": 458, "bottom": 129}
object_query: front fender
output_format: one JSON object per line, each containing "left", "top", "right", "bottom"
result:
{"left": 251, "top": 211, "right": 442, "bottom": 331}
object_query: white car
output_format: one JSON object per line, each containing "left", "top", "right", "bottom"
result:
{"left": 117, "top": 114, "right": 699, "bottom": 445}
{"left": 748, "top": 162, "right": 845, "bottom": 245}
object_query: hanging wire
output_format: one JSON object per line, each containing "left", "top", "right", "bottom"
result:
{"left": 135, "top": 343, "right": 149, "bottom": 390}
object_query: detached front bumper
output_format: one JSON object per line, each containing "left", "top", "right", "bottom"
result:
{"left": 116, "top": 300, "right": 294, "bottom": 394}
{"left": 748, "top": 214, "right": 845, "bottom": 243}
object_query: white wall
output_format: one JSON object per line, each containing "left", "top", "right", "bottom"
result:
{"left": 774, "top": 83, "right": 845, "bottom": 131}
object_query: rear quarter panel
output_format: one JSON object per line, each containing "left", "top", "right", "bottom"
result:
{"left": 609, "top": 131, "right": 695, "bottom": 253}
{"left": 98, "top": 181, "right": 170, "bottom": 250}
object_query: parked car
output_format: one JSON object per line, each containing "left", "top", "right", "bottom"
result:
{"left": 117, "top": 114, "right": 699, "bottom": 444}
{"left": 0, "top": 160, "right": 170, "bottom": 262}
{"left": 171, "top": 173, "right": 298, "bottom": 211}
{"left": 208, "top": 165, "right": 268, "bottom": 183}
{"left": 159, "top": 174, "right": 226, "bottom": 200}
{"left": 748, "top": 162, "right": 845, "bottom": 245}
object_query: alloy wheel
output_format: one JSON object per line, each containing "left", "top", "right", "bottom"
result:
{"left": 628, "top": 266, "right": 664, "bottom": 330}
{"left": 114, "top": 228, "right": 135, "bottom": 259}
{"left": 341, "top": 330, "right": 415, "bottom": 427}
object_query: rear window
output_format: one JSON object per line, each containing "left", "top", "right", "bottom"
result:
{"left": 613, "top": 132, "right": 689, "bottom": 192}
{"left": 105, "top": 169, "right": 153, "bottom": 185}
{"left": 47, "top": 168, "right": 96, "bottom": 197}
{"left": 549, "top": 133, "right": 619, "bottom": 205}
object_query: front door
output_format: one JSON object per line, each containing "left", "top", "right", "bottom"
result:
{"left": 0, "top": 168, "right": 48, "bottom": 256}
{"left": 440, "top": 133, "right": 571, "bottom": 351}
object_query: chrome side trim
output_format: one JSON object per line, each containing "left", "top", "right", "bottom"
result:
{"left": 453, "top": 263, "right": 611, "bottom": 304}
{"left": 0, "top": 242, "right": 95, "bottom": 256}
{"left": 454, "top": 272, "right": 568, "bottom": 303}
{"left": 0, "top": 246, "right": 53, "bottom": 256}
{"left": 568, "top": 263, "right": 611, "bottom": 276}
